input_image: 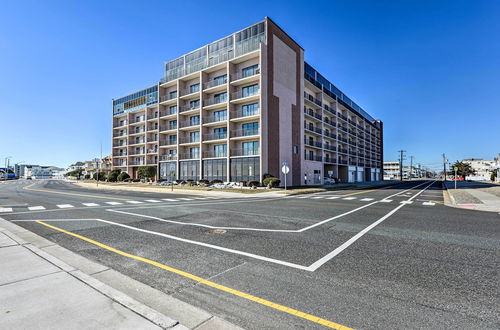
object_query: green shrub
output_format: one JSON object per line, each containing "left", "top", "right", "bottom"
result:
{"left": 263, "top": 177, "right": 280, "bottom": 187}
{"left": 93, "top": 172, "right": 107, "bottom": 181}
{"left": 248, "top": 180, "right": 260, "bottom": 187}
{"left": 123, "top": 178, "right": 132, "bottom": 182}
{"left": 210, "top": 179, "right": 223, "bottom": 185}
{"left": 84, "top": 174, "right": 91, "bottom": 180}
{"left": 239, "top": 180, "right": 248, "bottom": 187}
{"left": 108, "top": 169, "right": 121, "bottom": 182}
{"left": 198, "top": 179, "right": 209, "bottom": 185}
{"left": 117, "top": 172, "right": 130, "bottom": 181}
{"left": 132, "top": 179, "right": 141, "bottom": 183}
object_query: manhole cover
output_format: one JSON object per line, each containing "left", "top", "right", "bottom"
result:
{"left": 204, "top": 229, "right": 227, "bottom": 235}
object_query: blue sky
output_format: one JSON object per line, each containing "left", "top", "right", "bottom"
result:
{"left": 0, "top": 0, "right": 498, "bottom": 171}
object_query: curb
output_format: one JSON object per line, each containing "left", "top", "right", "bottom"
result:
{"left": 0, "top": 217, "right": 242, "bottom": 329}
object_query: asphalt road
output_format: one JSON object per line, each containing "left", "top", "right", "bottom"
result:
{"left": 1, "top": 179, "right": 499, "bottom": 329}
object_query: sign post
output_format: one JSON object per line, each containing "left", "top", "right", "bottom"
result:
{"left": 454, "top": 167, "right": 458, "bottom": 189}
{"left": 281, "top": 161, "right": 290, "bottom": 192}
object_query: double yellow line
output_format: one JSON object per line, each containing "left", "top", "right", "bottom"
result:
{"left": 36, "top": 220, "right": 352, "bottom": 330}
{"left": 23, "top": 183, "right": 129, "bottom": 201}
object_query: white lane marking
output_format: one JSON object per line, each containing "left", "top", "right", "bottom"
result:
{"left": 343, "top": 197, "right": 356, "bottom": 200}
{"left": 105, "top": 202, "right": 122, "bottom": 205}
{"left": 94, "top": 218, "right": 311, "bottom": 271}
{"left": 145, "top": 199, "right": 162, "bottom": 203}
{"left": 360, "top": 198, "right": 374, "bottom": 202}
{"left": 400, "top": 201, "right": 413, "bottom": 204}
{"left": 380, "top": 199, "right": 392, "bottom": 203}
{"left": 0, "top": 208, "right": 13, "bottom": 213}
{"left": 422, "top": 202, "right": 435, "bottom": 206}
{"left": 327, "top": 196, "right": 341, "bottom": 199}
{"left": 161, "top": 198, "right": 177, "bottom": 202}
{"left": 28, "top": 206, "right": 46, "bottom": 211}
{"left": 57, "top": 204, "right": 74, "bottom": 208}
{"left": 297, "top": 196, "right": 310, "bottom": 199}
{"left": 82, "top": 203, "right": 99, "bottom": 207}
{"left": 308, "top": 180, "right": 436, "bottom": 271}
{"left": 311, "top": 196, "right": 325, "bottom": 199}
{"left": 126, "top": 201, "right": 143, "bottom": 204}
{"left": 192, "top": 197, "right": 207, "bottom": 200}
{"left": 177, "top": 198, "right": 194, "bottom": 201}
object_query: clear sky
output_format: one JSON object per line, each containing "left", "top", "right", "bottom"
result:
{"left": 1, "top": 0, "right": 498, "bottom": 171}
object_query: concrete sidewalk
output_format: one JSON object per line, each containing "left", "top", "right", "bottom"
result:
{"left": 0, "top": 218, "right": 242, "bottom": 330}
{"left": 444, "top": 181, "right": 500, "bottom": 212}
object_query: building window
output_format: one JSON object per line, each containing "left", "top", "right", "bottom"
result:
{"left": 189, "top": 99, "right": 200, "bottom": 109}
{"left": 294, "top": 145, "right": 298, "bottom": 154}
{"left": 213, "top": 74, "right": 227, "bottom": 86}
{"left": 213, "top": 109, "right": 227, "bottom": 121}
{"left": 230, "top": 157, "right": 260, "bottom": 182}
{"left": 179, "top": 160, "right": 199, "bottom": 181}
{"left": 169, "top": 105, "right": 177, "bottom": 114}
{"left": 214, "top": 92, "right": 227, "bottom": 103}
{"left": 169, "top": 120, "right": 177, "bottom": 130}
{"left": 190, "top": 131, "right": 200, "bottom": 142}
{"left": 213, "top": 127, "right": 227, "bottom": 139}
{"left": 203, "top": 159, "right": 226, "bottom": 181}
{"left": 242, "top": 141, "right": 259, "bottom": 156}
{"left": 190, "top": 115, "right": 200, "bottom": 126}
{"left": 169, "top": 91, "right": 177, "bottom": 99}
{"left": 242, "top": 122, "right": 258, "bottom": 136}
{"left": 242, "top": 103, "right": 259, "bottom": 116}
{"left": 242, "top": 84, "right": 259, "bottom": 97}
{"left": 189, "top": 83, "right": 200, "bottom": 94}
{"left": 189, "top": 147, "right": 200, "bottom": 159}
{"left": 214, "top": 144, "right": 227, "bottom": 157}
{"left": 169, "top": 135, "right": 177, "bottom": 144}
{"left": 242, "top": 64, "right": 259, "bottom": 77}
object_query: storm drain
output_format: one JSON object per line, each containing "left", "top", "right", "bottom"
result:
{"left": 204, "top": 229, "right": 227, "bottom": 235}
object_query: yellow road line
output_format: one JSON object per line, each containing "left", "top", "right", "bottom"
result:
{"left": 23, "top": 183, "right": 129, "bottom": 201}
{"left": 344, "top": 189, "right": 376, "bottom": 196}
{"left": 36, "top": 220, "right": 353, "bottom": 330}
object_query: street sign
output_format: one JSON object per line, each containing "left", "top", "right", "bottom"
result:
{"left": 281, "top": 165, "right": 290, "bottom": 174}
{"left": 454, "top": 167, "right": 458, "bottom": 171}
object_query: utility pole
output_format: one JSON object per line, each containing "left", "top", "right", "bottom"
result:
{"left": 409, "top": 156, "right": 414, "bottom": 180}
{"left": 398, "top": 150, "right": 406, "bottom": 181}
{"left": 442, "top": 153, "right": 447, "bottom": 181}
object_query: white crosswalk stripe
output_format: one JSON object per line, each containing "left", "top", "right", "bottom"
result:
{"left": 57, "top": 204, "right": 74, "bottom": 208}
{"left": 126, "top": 201, "right": 143, "bottom": 204}
{"left": 28, "top": 206, "right": 46, "bottom": 211}
{"left": 145, "top": 199, "right": 162, "bottom": 203}
{"left": 82, "top": 203, "right": 99, "bottom": 207}
{"left": 422, "top": 202, "right": 435, "bottom": 206}
{"left": 327, "top": 196, "right": 341, "bottom": 199}
{"left": 192, "top": 197, "right": 207, "bottom": 200}
{"left": 177, "top": 198, "right": 194, "bottom": 201}
{"left": 400, "top": 201, "right": 413, "bottom": 204}
{"left": 0, "top": 208, "right": 13, "bottom": 213}
{"left": 360, "top": 198, "right": 374, "bottom": 202}
{"left": 343, "top": 197, "right": 357, "bottom": 200}
{"left": 161, "top": 199, "right": 177, "bottom": 202}
{"left": 105, "top": 202, "right": 122, "bottom": 205}
{"left": 380, "top": 199, "right": 392, "bottom": 203}
{"left": 311, "top": 196, "right": 325, "bottom": 199}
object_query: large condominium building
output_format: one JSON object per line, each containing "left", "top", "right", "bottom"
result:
{"left": 111, "top": 18, "right": 383, "bottom": 185}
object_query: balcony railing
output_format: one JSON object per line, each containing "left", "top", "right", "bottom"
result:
{"left": 231, "top": 88, "right": 259, "bottom": 100}
{"left": 147, "top": 149, "right": 158, "bottom": 154}
{"left": 324, "top": 104, "right": 335, "bottom": 115}
{"left": 160, "top": 108, "right": 177, "bottom": 117}
{"left": 203, "top": 150, "right": 227, "bottom": 158}
{"left": 338, "top": 136, "right": 348, "bottom": 143}
{"left": 231, "top": 148, "right": 259, "bottom": 157}
{"left": 304, "top": 108, "right": 322, "bottom": 120}
{"left": 338, "top": 125, "right": 348, "bottom": 132}
{"left": 129, "top": 150, "right": 145, "bottom": 156}
{"left": 304, "top": 139, "right": 322, "bottom": 148}
{"left": 130, "top": 118, "right": 145, "bottom": 124}
{"left": 338, "top": 114, "right": 348, "bottom": 121}
{"left": 160, "top": 124, "right": 177, "bottom": 131}
{"left": 324, "top": 131, "right": 336, "bottom": 139}
{"left": 112, "top": 151, "right": 127, "bottom": 156}
{"left": 232, "top": 108, "right": 259, "bottom": 119}
{"left": 113, "top": 120, "right": 128, "bottom": 127}
{"left": 203, "top": 95, "right": 227, "bottom": 107}
{"left": 179, "top": 153, "right": 200, "bottom": 160}
{"left": 130, "top": 128, "right": 145, "bottom": 135}
{"left": 339, "top": 159, "right": 348, "bottom": 165}
{"left": 304, "top": 154, "right": 322, "bottom": 162}
{"left": 129, "top": 140, "right": 145, "bottom": 145}
{"left": 204, "top": 77, "right": 228, "bottom": 90}
{"left": 113, "top": 161, "right": 127, "bottom": 166}
{"left": 160, "top": 154, "right": 177, "bottom": 161}
{"left": 113, "top": 131, "right": 127, "bottom": 137}
{"left": 338, "top": 147, "right": 348, "bottom": 154}
{"left": 179, "top": 120, "right": 200, "bottom": 128}
{"left": 304, "top": 124, "right": 322, "bottom": 134}
{"left": 204, "top": 114, "right": 227, "bottom": 124}
{"left": 324, "top": 144, "right": 337, "bottom": 152}
{"left": 147, "top": 126, "right": 158, "bottom": 131}
{"left": 180, "top": 87, "right": 200, "bottom": 97}
{"left": 159, "top": 139, "right": 177, "bottom": 146}
{"left": 203, "top": 132, "right": 227, "bottom": 141}
{"left": 231, "top": 68, "right": 260, "bottom": 81}
{"left": 304, "top": 92, "right": 322, "bottom": 106}
{"left": 179, "top": 136, "right": 200, "bottom": 144}
{"left": 231, "top": 128, "right": 259, "bottom": 138}
{"left": 113, "top": 142, "right": 127, "bottom": 147}
{"left": 179, "top": 102, "right": 200, "bottom": 113}
{"left": 323, "top": 118, "right": 336, "bottom": 127}
{"left": 159, "top": 93, "right": 177, "bottom": 103}
{"left": 324, "top": 157, "right": 337, "bottom": 164}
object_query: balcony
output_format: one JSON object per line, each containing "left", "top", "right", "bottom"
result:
{"left": 148, "top": 113, "right": 159, "bottom": 121}
{"left": 338, "top": 114, "right": 348, "bottom": 121}
{"left": 203, "top": 132, "right": 227, "bottom": 141}
{"left": 147, "top": 136, "right": 158, "bottom": 143}
{"left": 146, "top": 159, "right": 158, "bottom": 165}
{"left": 230, "top": 148, "right": 259, "bottom": 157}
{"left": 348, "top": 129, "right": 357, "bottom": 137}
{"left": 324, "top": 157, "right": 337, "bottom": 164}
{"left": 178, "top": 153, "right": 200, "bottom": 160}
{"left": 304, "top": 139, "right": 322, "bottom": 149}
{"left": 129, "top": 150, "right": 145, "bottom": 156}
{"left": 128, "top": 140, "right": 146, "bottom": 146}
{"left": 113, "top": 120, "right": 128, "bottom": 128}
{"left": 112, "top": 151, "right": 127, "bottom": 157}
{"left": 113, "top": 142, "right": 127, "bottom": 147}
{"left": 179, "top": 102, "right": 200, "bottom": 113}
{"left": 113, "top": 131, "right": 127, "bottom": 137}
{"left": 129, "top": 118, "right": 145, "bottom": 125}
{"left": 304, "top": 107, "right": 322, "bottom": 121}
{"left": 179, "top": 120, "right": 200, "bottom": 129}
{"left": 338, "top": 125, "right": 348, "bottom": 133}
{"left": 338, "top": 136, "right": 348, "bottom": 143}
{"left": 231, "top": 128, "right": 259, "bottom": 139}
{"left": 180, "top": 87, "right": 200, "bottom": 99}
{"left": 304, "top": 92, "right": 322, "bottom": 107}
{"left": 304, "top": 124, "right": 322, "bottom": 135}
{"left": 113, "top": 161, "right": 127, "bottom": 167}
{"left": 160, "top": 154, "right": 177, "bottom": 161}
{"left": 323, "top": 118, "right": 336, "bottom": 127}
{"left": 159, "top": 139, "right": 177, "bottom": 147}
{"left": 203, "top": 95, "right": 227, "bottom": 109}
{"left": 129, "top": 160, "right": 145, "bottom": 166}
{"left": 204, "top": 114, "right": 227, "bottom": 125}
{"left": 230, "top": 69, "right": 260, "bottom": 86}
{"left": 204, "top": 77, "right": 228, "bottom": 92}
{"left": 179, "top": 136, "right": 200, "bottom": 145}
{"left": 159, "top": 93, "right": 177, "bottom": 104}
{"left": 348, "top": 140, "right": 357, "bottom": 146}
{"left": 324, "top": 131, "right": 336, "bottom": 139}
{"left": 339, "top": 159, "right": 348, "bottom": 165}
{"left": 231, "top": 108, "right": 260, "bottom": 122}
{"left": 203, "top": 150, "right": 227, "bottom": 158}
{"left": 160, "top": 124, "right": 177, "bottom": 132}
{"left": 338, "top": 147, "right": 348, "bottom": 154}
{"left": 129, "top": 128, "right": 145, "bottom": 136}
{"left": 230, "top": 88, "right": 259, "bottom": 104}
{"left": 146, "top": 148, "right": 158, "bottom": 154}
{"left": 160, "top": 108, "right": 177, "bottom": 118}
{"left": 349, "top": 161, "right": 358, "bottom": 166}
{"left": 304, "top": 154, "right": 322, "bottom": 162}
{"left": 324, "top": 144, "right": 337, "bottom": 152}
{"left": 324, "top": 104, "right": 335, "bottom": 115}
{"left": 147, "top": 125, "right": 158, "bottom": 131}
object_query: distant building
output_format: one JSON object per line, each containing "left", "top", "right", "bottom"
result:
{"left": 383, "top": 161, "right": 424, "bottom": 180}
{"left": 463, "top": 155, "right": 500, "bottom": 181}
{"left": 23, "top": 165, "right": 65, "bottom": 179}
